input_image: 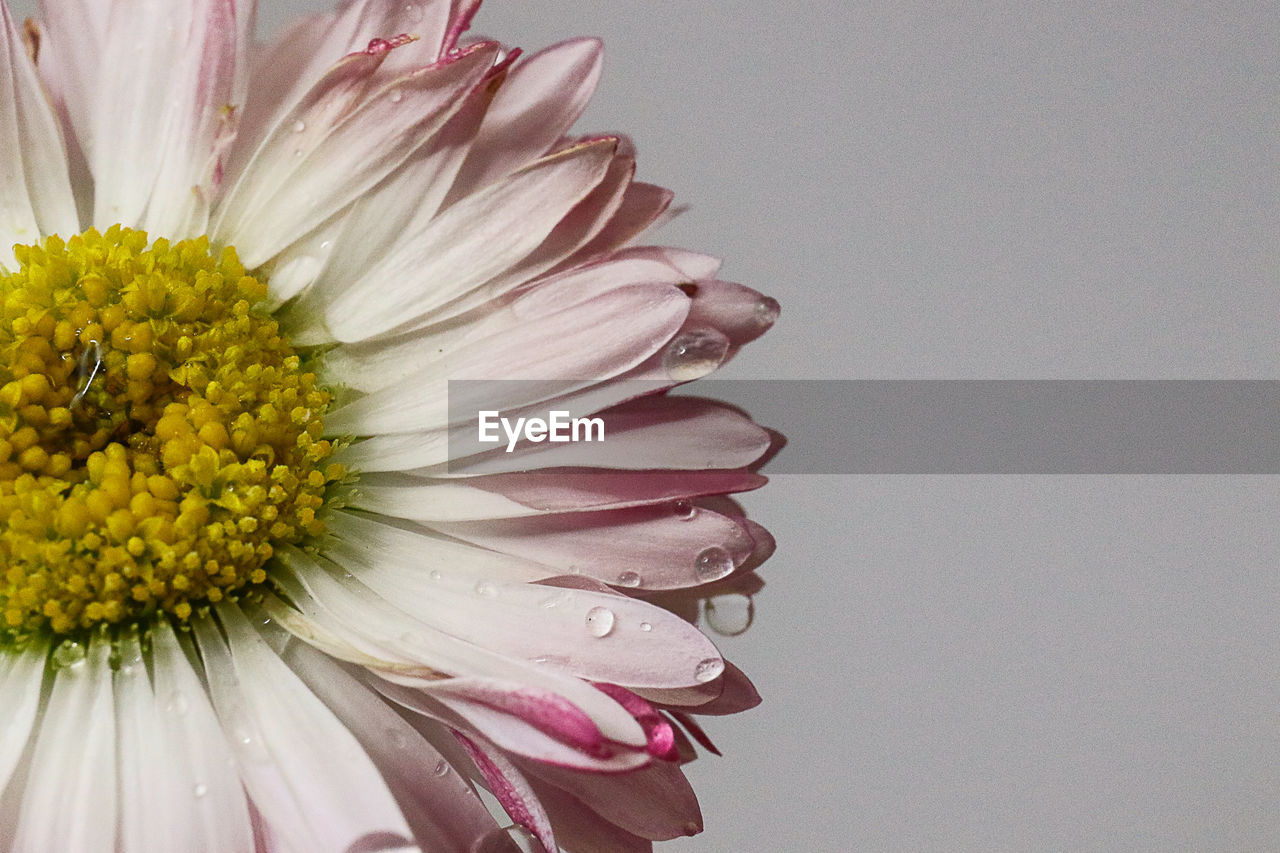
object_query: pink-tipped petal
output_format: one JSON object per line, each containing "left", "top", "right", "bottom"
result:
{"left": 448, "top": 37, "right": 603, "bottom": 198}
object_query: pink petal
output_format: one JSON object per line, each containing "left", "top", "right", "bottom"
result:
{"left": 456, "top": 732, "right": 558, "bottom": 853}
{"left": 447, "top": 37, "right": 603, "bottom": 198}
{"left": 429, "top": 503, "right": 756, "bottom": 591}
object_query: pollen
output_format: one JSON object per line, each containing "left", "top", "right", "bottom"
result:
{"left": 0, "top": 226, "right": 342, "bottom": 639}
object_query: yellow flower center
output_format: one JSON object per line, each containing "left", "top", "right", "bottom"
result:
{"left": 0, "top": 226, "right": 341, "bottom": 638}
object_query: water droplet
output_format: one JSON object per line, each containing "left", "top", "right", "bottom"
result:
{"left": 193, "top": 783, "right": 208, "bottom": 798}
{"left": 617, "top": 571, "right": 641, "bottom": 588}
{"left": 694, "top": 546, "right": 734, "bottom": 583}
{"left": 292, "top": 120, "right": 306, "bottom": 133}
{"left": 640, "top": 622, "right": 652, "bottom": 632}
{"left": 753, "top": 296, "right": 781, "bottom": 329}
{"left": 705, "top": 594, "right": 756, "bottom": 637}
{"left": 663, "top": 328, "right": 729, "bottom": 381}
{"left": 389, "top": 89, "right": 404, "bottom": 103}
{"left": 434, "top": 759, "right": 450, "bottom": 776}
{"left": 672, "top": 499, "right": 697, "bottom": 520}
{"left": 402, "top": 2, "right": 423, "bottom": 22}
{"left": 694, "top": 657, "right": 724, "bottom": 683}
{"left": 584, "top": 606, "right": 616, "bottom": 638}
{"left": 51, "top": 640, "right": 86, "bottom": 669}
{"left": 474, "top": 581, "right": 497, "bottom": 598}
{"left": 429, "top": 570, "right": 442, "bottom": 581}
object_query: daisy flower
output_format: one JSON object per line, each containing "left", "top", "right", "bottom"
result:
{"left": 0, "top": 0, "right": 778, "bottom": 850}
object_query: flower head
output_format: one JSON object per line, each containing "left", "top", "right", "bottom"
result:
{"left": 0, "top": 1, "right": 777, "bottom": 849}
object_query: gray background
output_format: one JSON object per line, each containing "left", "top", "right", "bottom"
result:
{"left": 16, "top": 0, "right": 1277, "bottom": 849}
{"left": 458, "top": 4, "right": 1280, "bottom": 851}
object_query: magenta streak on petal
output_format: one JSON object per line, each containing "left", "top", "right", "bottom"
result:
{"left": 594, "top": 684, "right": 678, "bottom": 761}
{"left": 485, "top": 47, "right": 524, "bottom": 83}
{"left": 442, "top": 682, "right": 613, "bottom": 758}
{"left": 443, "top": 0, "right": 482, "bottom": 56}
{"left": 666, "top": 711, "right": 721, "bottom": 757}
{"left": 454, "top": 732, "right": 554, "bottom": 853}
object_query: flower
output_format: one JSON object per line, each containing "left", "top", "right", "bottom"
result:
{"left": 0, "top": 0, "right": 778, "bottom": 850}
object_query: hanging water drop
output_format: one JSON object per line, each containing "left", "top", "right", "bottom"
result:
{"left": 705, "top": 594, "right": 756, "bottom": 636}
{"left": 617, "top": 571, "right": 642, "bottom": 588}
{"left": 584, "top": 606, "right": 616, "bottom": 638}
{"left": 694, "top": 546, "right": 734, "bottom": 582}
{"left": 694, "top": 657, "right": 724, "bottom": 683}
{"left": 663, "top": 328, "right": 729, "bottom": 381}
{"left": 672, "top": 499, "right": 697, "bottom": 520}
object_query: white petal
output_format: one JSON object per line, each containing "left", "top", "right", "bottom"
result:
{"left": 321, "top": 283, "right": 688, "bottom": 436}
{"left": 0, "top": 4, "right": 77, "bottom": 267}
{"left": 279, "top": 637, "right": 506, "bottom": 851}
{"left": 215, "top": 41, "right": 496, "bottom": 268}
{"left": 313, "top": 140, "right": 614, "bottom": 342}
{"left": 321, "top": 528, "right": 727, "bottom": 689}
{"left": 14, "top": 636, "right": 117, "bottom": 853}
{"left": 271, "top": 545, "right": 646, "bottom": 749}
{"left": 324, "top": 509, "right": 554, "bottom": 584}
{"left": 192, "top": 604, "right": 416, "bottom": 853}
{"left": 90, "top": 0, "right": 248, "bottom": 235}
{"left": 0, "top": 639, "right": 48, "bottom": 793}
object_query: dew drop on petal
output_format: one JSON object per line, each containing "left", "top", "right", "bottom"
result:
{"left": 193, "top": 783, "right": 208, "bottom": 798}
{"left": 389, "top": 89, "right": 404, "bottom": 103}
{"left": 694, "top": 657, "right": 725, "bottom": 683}
{"left": 434, "top": 759, "right": 450, "bottom": 777}
{"left": 585, "top": 606, "right": 616, "bottom": 638}
{"left": 753, "top": 296, "right": 781, "bottom": 329}
{"left": 429, "top": 570, "right": 442, "bottom": 581}
{"left": 292, "top": 120, "right": 306, "bottom": 133}
{"left": 474, "top": 581, "right": 497, "bottom": 598}
{"left": 51, "top": 640, "right": 86, "bottom": 669}
{"left": 617, "top": 571, "right": 641, "bottom": 588}
{"left": 694, "top": 546, "right": 734, "bottom": 582}
{"left": 640, "top": 621, "right": 652, "bottom": 632}
{"left": 672, "top": 499, "right": 697, "bottom": 520}
{"left": 663, "top": 328, "right": 729, "bottom": 381}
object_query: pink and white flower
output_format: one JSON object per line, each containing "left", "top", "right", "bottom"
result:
{"left": 0, "top": 1, "right": 777, "bottom": 850}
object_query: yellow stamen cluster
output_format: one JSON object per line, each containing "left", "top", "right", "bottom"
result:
{"left": 0, "top": 226, "right": 342, "bottom": 637}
